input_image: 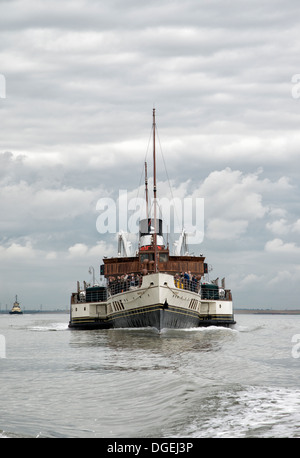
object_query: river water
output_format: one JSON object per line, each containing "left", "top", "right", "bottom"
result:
{"left": 0, "top": 312, "right": 300, "bottom": 438}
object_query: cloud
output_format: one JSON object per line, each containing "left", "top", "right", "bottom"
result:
{"left": 292, "top": 219, "right": 300, "bottom": 234}
{"left": 235, "top": 273, "right": 262, "bottom": 290}
{"left": 206, "top": 218, "right": 249, "bottom": 241}
{"left": 0, "top": 238, "right": 114, "bottom": 265}
{"left": 68, "top": 240, "right": 115, "bottom": 259}
{"left": 0, "top": 241, "right": 36, "bottom": 259}
{"left": 266, "top": 217, "right": 300, "bottom": 236}
{"left": 189, "top": 167, "right": 276, "bottom": 241}
{"left": 0, "top": 172, "right": 100, "bottom": 244}
{"left": 265, "top": 238, "right": 300, "bottom": 255}
{"left": 266, "top": 219, "right": 290, "bottom": 236}
{"left": 198, "top": 168, "right": 268, "bottom": 220}
{"left": 68, "top": 243, "right": 88, "bottom": 258}
{"left": 267, "top": 266, "right": 300, "bottom": 287}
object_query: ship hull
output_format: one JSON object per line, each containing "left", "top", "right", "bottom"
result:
{"left": 68, "top": 317, "right": 110, "bottom": 330}
{"left": 69, "top": 273, "right": 235, "bottom": 331}
{"left": 108, "top": 306, "right": 234, "bottom": 330}
{"left": 69, "top": 307, "right": 235, "bottom": 331}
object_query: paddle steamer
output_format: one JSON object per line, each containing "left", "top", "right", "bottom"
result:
{"left": 69, "top": 110, "right": 235, "bottom": 331}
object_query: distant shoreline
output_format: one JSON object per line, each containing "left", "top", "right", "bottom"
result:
{"left": 0, "top": 310, "right": 68, "bottom": 314}
{"left": 235, "top": 309, "right": 300, "bottom": 315}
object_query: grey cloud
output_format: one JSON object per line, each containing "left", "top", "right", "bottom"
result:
{"left": 1, "top": 0, "right": 300, "bottom": 308}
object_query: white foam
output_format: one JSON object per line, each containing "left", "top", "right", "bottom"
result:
{"left": 30, "top": 322, "right": 68, "bottom": 332}
{"left": 185, "top": 386, "right": 300, "bottom": 438}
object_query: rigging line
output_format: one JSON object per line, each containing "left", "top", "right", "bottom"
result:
{"left": 130, "top": 124, "right": 153, "bottom": 253}
{"left": 133, "top": 124, "right": 153, "bottom": 213}
{"left": 156, "top": 127, "right": 183, "bottom": 233}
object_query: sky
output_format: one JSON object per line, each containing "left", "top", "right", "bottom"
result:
{"left": 1, "top": 0, "right": 300, "bottom": 310}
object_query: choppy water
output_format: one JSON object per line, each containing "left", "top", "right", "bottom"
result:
{"left": 0, "top": 313, "right": 300, "bottom": 438}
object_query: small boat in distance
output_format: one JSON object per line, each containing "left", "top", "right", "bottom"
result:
{"left": 69, "top": 109, "right": 235, "bottom": 331}
{"left": 9, "top": 295, "right": 23, "bottom": 315}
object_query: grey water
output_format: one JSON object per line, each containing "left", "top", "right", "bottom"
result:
{"left": 0, "top": 312, "right": 300, "bottom": 438}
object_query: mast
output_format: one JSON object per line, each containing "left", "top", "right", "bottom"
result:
{"left": 145, "top": 161, "right": 149, "bottom": 219}
{"left": 153, "top": 108, "right": 158, "bottom": 272}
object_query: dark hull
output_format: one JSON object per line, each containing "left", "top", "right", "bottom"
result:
{"left": 68, "top": 318, "right": 110, "bottom": 330}
{"left": 69, "top": 304, "right": 235, "bottom": 331}
{"left": 9, "top": 311, "right": 23, "bottom": 315}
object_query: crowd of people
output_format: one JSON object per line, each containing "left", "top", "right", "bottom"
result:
{"left": 108, "top": 271, "right": 202, "bottom": 295}
{"left": 174, "top": 271, "right": 201, "bottom": 293}
{"left": 108, "top": 274, "right": 143, "bottom": 295}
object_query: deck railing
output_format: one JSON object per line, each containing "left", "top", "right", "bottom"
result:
{"left": 72, "top": 274, "right": 232, "bottom": 303}
{"left": 107, "top": 275, "right": 232, "bottom": 301}
{"left": 108, "top": 277, "right": 142, "bottom": 297}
